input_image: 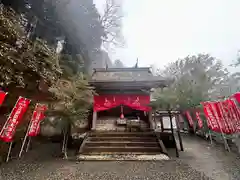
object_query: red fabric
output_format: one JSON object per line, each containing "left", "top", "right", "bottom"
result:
{"left": 232, "top": 92, "right": 240, "bottom": 104}
{"left": 201, "top": 102, "right": 220, "bottom": 132}
{"left": 211, "top": 102, "right": 233, "bottom": 134}
{"left": 28, "top": 104, "right": 47, "bottom": 137}
{"left": 93, "top": 95, "right": 151, "bottom": 112}
{"left": 228, "top": 99, "right": 240, "bottom": 119}
{"left": 0, "top": 97, "right": 30, "bottom": 142}
{"left": 201, "top": 101, "right": 237, "bottom": 134}
{"left": 225, "top": 99, "right": 240, "bottom": 132}
{"left": 185, "top": 111, "right": 194, "bottom": 127}
{"left": 195, "top": 111, "right": 203, "bottom": 128}
{"left": 218, "top": 101, "right": 235, "bottom": 134}
{"left": 0, "top": 91, "right": 7, "bottom": 106}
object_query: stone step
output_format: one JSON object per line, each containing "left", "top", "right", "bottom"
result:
{"left": 85, "top": 141, "right": 160, "bottom": 147}
{"left": 81, "top": 151, "right": 162, "bottom": 155}
{"left": 79, "top": 131, "right": 167, "bottom": 156}
{"left": 82, "top": 146, "right": 161, "bottom": 153}
{"left": 77, "top": 154, "right": 170, "bottom": 161}
{"left": 89, "top": 131, "right": 155, "bottom": 137}
{"left": 88, "top": 136, "right": 158, "bottom": 142}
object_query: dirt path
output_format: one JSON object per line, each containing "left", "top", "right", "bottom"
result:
{"left": 176, "top": 134, "right": 240, "bottom": 180}
{"left": 0, "top": 135, "right": 239, "bottom": 180}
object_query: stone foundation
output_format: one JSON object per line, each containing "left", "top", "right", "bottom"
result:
{"left": 77, "top": 154, "right": 170, "bottom": 161}
{"left": 96, "top": 117, "right": 149, "bottom": 131}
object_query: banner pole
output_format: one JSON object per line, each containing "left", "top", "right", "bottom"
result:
{"left": 213, "top": 107, "right": 231, "bottom": 152}
{"left": 62, "top": 128, "right": 66, "bottom": 154}
{"left": 0, "top": 117, "right": 9, "bottom": 138}
{"left": 208, "top": 129, "right": 213, "bottom": 145}
{"left": 64, "top": 132, "right": 69, "bottom": 159}
{"left": 19, "top": 115, "right": 32, "bottom": 158}
{"left": 217, "top": 101, "right": 231, "bottom": 152}
{"left": 6, "top": 142, "right": 13, "bottom": 162}
{"left": 176, "top": 114, "right": 184, "bottom": 151}
{"left": 26, "top": 137, "right": 31, "bottom": 152}
{"left": 220, "top": 130, "right": 230, "bottom": 152}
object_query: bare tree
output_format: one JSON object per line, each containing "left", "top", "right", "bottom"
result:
{"left": 101, "top": 0, "right": 124, "bottom": 50}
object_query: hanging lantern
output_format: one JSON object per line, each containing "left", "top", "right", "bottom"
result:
{"left": 120, "top": 105, "right": 124, "bottom": 119}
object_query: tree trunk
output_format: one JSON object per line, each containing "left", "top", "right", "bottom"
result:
{"left": 62, "top": 119, "right": 71, "bottom": 159}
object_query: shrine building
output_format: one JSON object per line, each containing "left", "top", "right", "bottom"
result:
{"left": 89, "top": 67, "right": 167, "bottom": 131}
{"left": 78, "top": 67, "right": 183, "bottom": 159}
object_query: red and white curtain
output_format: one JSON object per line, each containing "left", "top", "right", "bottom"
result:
{"left": 93, "top": 95, "right": 151, "bottom": 112}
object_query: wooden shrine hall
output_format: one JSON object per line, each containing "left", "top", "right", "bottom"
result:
{"left": 89, "top": 67, "right": 166, "bottom": 131}
{"left": 78, "top": 67, "right": 183, "bottom": 158}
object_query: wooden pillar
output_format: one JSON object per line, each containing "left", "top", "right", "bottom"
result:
{"left": 169, "top": 110, "right": 179, "bottom": 157}
{"left": 160, "top": 116, "right": 164, "bottom": 132}
{"left": 154, "top": 111, "right": 157, "bottom": 129}
{"left": 92, "top": 111, "right": 97, "bottom": 130}
{"left": 176, "top": 114, "right": 184, "bottom": 151}
{"left": 148, "top": 110, "right": 153, "bottom": 130}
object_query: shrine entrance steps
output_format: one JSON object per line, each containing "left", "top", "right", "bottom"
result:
{"left": 78, "top": 131, "right": 169, "bottom": 160}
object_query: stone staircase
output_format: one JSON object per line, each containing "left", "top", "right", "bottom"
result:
{"left": 79, "top": 131, "right": 165, "bottom": 155}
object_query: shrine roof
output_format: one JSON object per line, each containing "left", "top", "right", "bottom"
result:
{"left": 90, "top": 67, "right": 166, "bottom": 84}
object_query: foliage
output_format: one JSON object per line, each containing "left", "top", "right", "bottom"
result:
{"left": 48, "top": 74, "right": 93, "bottom": 126}
{"left": 153, "top": 54, "right": 233, "bottom": 110}
{"left": 0, "top": 3, "right": 94, "bottom": 127}
{"left": 0, "top": 6, "right": 60, "bottom": 88}
{"left": 59, "top": 54, "right": 85, "bottom": 77}
{"left": 2, "top": 0, "right": 107, "bottom": 72}
{"left": 234, "top": 51, "right": 240, "bottom": 67}
{"left": 236, "top": 58, "right": 240, "bottom": 67}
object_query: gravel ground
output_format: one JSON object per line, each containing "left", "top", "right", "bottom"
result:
{"left": 0, "top": 135, "right": 239, "bottom": 180}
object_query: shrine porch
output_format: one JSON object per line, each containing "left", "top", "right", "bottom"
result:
{"left": 91, "top": 106, "right": 153, "bottom": 132}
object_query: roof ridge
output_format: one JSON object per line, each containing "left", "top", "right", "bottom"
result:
{"left": 93, "top": 67, "right": 151, "bottom": 72}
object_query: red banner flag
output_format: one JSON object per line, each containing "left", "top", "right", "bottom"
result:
{"left": 211, "top": 102, "right": 233, "bottom": 134}
{"left": 195, "top": 111, "right": 203, "bottom": 128}
{"left": 0, "top": 91, "right": 7, "bottom": 106}
{"left": 185, "top": 111, "right": 194, "bottom": 127}
{"left": 0, "top": 97, "right": 30, "bottom": 142}
{"left": 28, "top": 104, "right": 47, "bottom": 137}
{"left": 218, "top": 101, "right": 235, "bottom": 134}
{"left": 229, "top": 98, "right": 240, "bottom": 118}
{"left": 232, "top": 92, "right": 240, "bottom": 105}
{"left": 225, "top": 99, "right": 240, "bottom": 132}
{"left": 201, "top": 102, "right": 220, "bottom": 132}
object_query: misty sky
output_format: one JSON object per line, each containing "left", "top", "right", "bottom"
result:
{"left": 95, "top": 0, "right": 240, "bottom": 72}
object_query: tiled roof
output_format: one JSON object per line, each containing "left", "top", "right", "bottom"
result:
{"left": 91, "top": 67, "right": 165, "bottom": 82}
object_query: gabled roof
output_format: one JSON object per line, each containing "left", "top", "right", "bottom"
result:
{"left": 90, "top": 67, "right": 165, "bottom": 83}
